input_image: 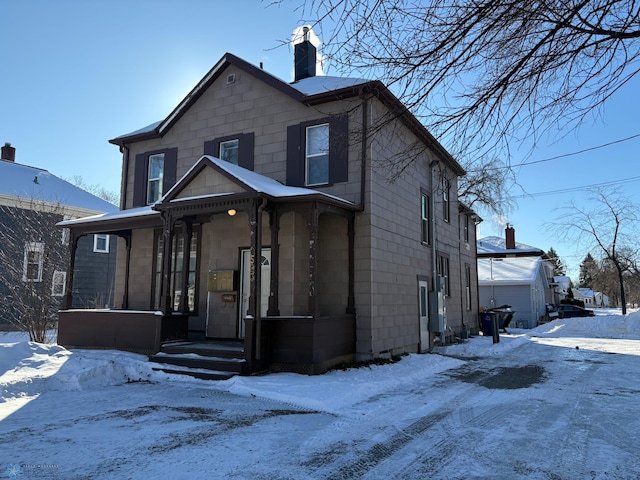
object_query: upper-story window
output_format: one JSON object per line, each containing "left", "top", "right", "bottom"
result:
{"left": 305, "top": 123, "right": 330, "bottom": 186}
{"left": 133, "top": 148, "right": 178, "bottom": 208}
{"left": 463, "top": 214, "right": 469, "bottom": 243}
{"left": 219, "top": 139, "right": 239, "bottom": 165}
{"left": 442, "top": 177, "right": 451, "bottom": 222}
{"left": 52, "top": 271, "right": 66, "bottom": 297}
{"left": 421, "top": 193, "right": 430, "bottom": 245}
{"left": 147, "top": 153, "right": 164, "bottom": 204}
{"left": 93, "top": 234, "right": 110, "bottom": 253}
{"left": 204, "top": 133, "right": 254, "bottom": 170}
{"left": 286, "top": 114, "right": 349, "bottom": 188}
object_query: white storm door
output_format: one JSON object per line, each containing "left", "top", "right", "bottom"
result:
{"left": 239, "top": 248, "right": 271, "bottom": 338}
{"left": 419, "top": 280, "right": 430, "bottom": 352}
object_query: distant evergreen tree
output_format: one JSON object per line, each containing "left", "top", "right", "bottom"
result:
{"left": 579, "top": 253, "right": 599, "bottom": 288}
{"left": 546, "top": 247, "right": 566, "bottom": 276}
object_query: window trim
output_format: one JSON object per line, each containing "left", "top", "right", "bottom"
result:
{"left": 305, "top": 122, "right": 330, "bottom": 187}
{"left": 93, "top": 234, "right": 110, "bottom": 253}
{"left": 146, "top": 153, "right": 165, "bottom": 205}
{"left": 420, "top": 191, "right": 431, "bottom": 245}
{"left": 52, "top": 270, "right": 66, "bottom": 297}
{"left": 442, "top": 177, "right": 451, "bottom": 223}
{"left": 436, "top": 253, "right": 450, "bottom": 297}
{"left": 204, "top": 132, "right": 254, "bottom": 170}
{"left": 219, "top": 139, "right": 240, "bottom": 165}
{"left": 133, "top": 148, "right": 178, "bottom": 208}
{"left": 23, "top": 242, "right": 44, "bottom": 282}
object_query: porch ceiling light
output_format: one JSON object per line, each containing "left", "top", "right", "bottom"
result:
{"left": 227, "top": 208, "right": 237, "bottom": 216}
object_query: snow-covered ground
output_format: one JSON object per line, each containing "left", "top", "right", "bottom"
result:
{"left": 1, "top": 310, "right": 639, "bottom": 479}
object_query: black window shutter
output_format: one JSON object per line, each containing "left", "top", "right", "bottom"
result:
{"left": 286, "top": 124, "right": 303, "bottom": 186}
{"left": 203, "top": 140, "right": 218, "bottom": 157}
{"left": 162, "top": 148, "right": 178, "bottom": 196}
{"left": 238, "top": 132, "right": 254, "bottom": 170}
{"left": 329, "top": 114, "right": 349, "bottom": 184}
{"left": 132, "top": 153, "right": 148, "bottom": 208}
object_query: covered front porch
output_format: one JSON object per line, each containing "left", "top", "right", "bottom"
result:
{"left": 58, "top": 156, "right": 360, "bottom": 374}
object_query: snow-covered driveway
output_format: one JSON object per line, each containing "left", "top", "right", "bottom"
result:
{"left": 1, "top": 313, "right": 639, "bottom": 479}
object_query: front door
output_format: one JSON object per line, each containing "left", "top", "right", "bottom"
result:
{"left": 239, "top": 248, "right": 271, "bottom": 338}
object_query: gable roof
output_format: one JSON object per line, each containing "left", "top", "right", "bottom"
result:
{"left": 477, "top": 256, "right": 544, "bottom": 285}
{"left": 161, "top": 155, "right": 359, "bottom": 209}
{"left": 58, "top": 155, "right": 359, "bottom": 233}
{"left": 0, "top": 159, "right": 117, "bottom": 217}
{"left": 109, "top": 53, "right": 465, "bottom": 176}
{"left": 477, "top": 236, "right": 544, "bottom": 256}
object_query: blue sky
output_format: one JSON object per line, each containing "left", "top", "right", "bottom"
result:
{"left": 2, "top": 0, "right": 639, "bottom": 281}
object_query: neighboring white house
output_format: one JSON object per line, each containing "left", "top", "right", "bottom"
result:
{"left": 477, "top": 256, "right": 550, "bottom": 328}
{"left": 574, "top": 288, "right": 595, "bottom": 307}
{"left": 594, "top": 291, "right": 610, "bottom": 308}
{"left": 477, "top": 226, "right": 555, "bottom": 328}
{"left": 553, "top": 275, "right": 571, "bottom": 304}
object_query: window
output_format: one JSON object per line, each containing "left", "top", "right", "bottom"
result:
{"left": 204, "top": 133, "right": 254, "bottom": 170}
{"left": 305, "top": 123, "right": 330, "bottom": 186}
{"left": 443, "top": 178, "right": 451, "bottom": 222}
{"left": 93, "top": 234, "right": 109, "bottom": 253}
{"left": 286, "top": 114, "right": 349, "bottom": 187}
{"left": 421, "top": 193, "right": 430, "bottom": 244}
{"left": 61, "top": 215, "right": 72, "bottom": 245}
{"left": 436, "top": 254, "right": 450, "bottom": 296}
{"left": 23, "top": 242, "right": 44, "bottom": 282}
{"left": 153, "top": 228, "right": 200, "bottom": 313}
{"left": 52, "top": 271, "right": 66, "bottom": 296}
{"left": 465, "top": 264, "right": 472, "bottom": 310}
{"left": 133, "top": 148, "right": 177, "bottom": 208}
{"left": 147, "top": 153, "right": 164, "bottom": 204}
{"left": 463, "top": 214, "right": 469, "bottom": 243}
{"left": 219, "top": 139, "right": 239, "bottom": 165}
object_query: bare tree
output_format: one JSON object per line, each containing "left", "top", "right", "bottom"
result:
{"left": 289, "top": 0, "right": 640, "bottom": 211}
{"left": 551, "top": 188, "right": 639, "bottom": 314}
{"left": 0, "top": 199, "right": 68, "bottom": 342}
{"left": 66, "top": 175, "right": 119, "bottom": 206}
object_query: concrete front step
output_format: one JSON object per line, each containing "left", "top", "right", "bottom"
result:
{"left": 148, "top": 341, "right": 247, "bottom": 380}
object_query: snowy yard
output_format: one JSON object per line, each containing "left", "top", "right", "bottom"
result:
{"left": 1, "top": 310, "right": 639, "bottom": 479}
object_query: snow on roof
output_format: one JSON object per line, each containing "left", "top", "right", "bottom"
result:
{"left": 478, "top": 256, "right": 542, "bottom": 284}
{"left": 0, "top": 160, "right": 117, "bottom": 214}
{"left": 57, "top": 206, "right": 158, "bottom": 227}
{"left": 577, "top": 288, "right": 595, "bottom": 297}
{"left": 168, "top": 156, "right": 356, "bottom": 207}
{"left": 290, "top": 76, "right": 371, "bottom": 96}
{"left": 111, "top": 120, "right": 162, "bottom": 141}
{"left": 477, "top": 236, "right": 544, "bottom": 255}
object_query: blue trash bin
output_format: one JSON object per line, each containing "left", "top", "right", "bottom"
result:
{"left": 480, "top": 313, "right": 495, "bottom": 335}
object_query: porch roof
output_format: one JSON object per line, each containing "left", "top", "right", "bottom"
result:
{"left": 58, "top": 155, "right": 358, "bottom": 232}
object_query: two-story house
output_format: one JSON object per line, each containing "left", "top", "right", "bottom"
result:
{"left": 58, "top": 35, "right": 480, "bottom": 374}
{"left": 0, "top": 143, "right": 118, "bottom": 330}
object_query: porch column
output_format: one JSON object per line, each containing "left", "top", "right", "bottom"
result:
{"left": 62, "top": 231, "right": 81, "bottom": 309}
{"left": 248, "top": 198, "right": 265, "bottom": 360}
{"left": 347, "top": 215, "right": 356, "bottom": 314}
{"left": 178, "top": 219, "right": 193, "bottom": 312}
{"left": 160, "top": 211, "right": 175, "bottom": 314}
{"left": 119, "top": 232, "right": 132, "bottom": 309}
{"left": 308, "top": 203, "right": 319, "bottom": 318}
{"left": 267, "top": 208, "right": 280, "bottom": 316}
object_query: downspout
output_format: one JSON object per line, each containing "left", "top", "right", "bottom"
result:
{"left": 359, "top": 91, "right": 368, "bottom": 210}
{"left": 429, "top": 160, "right": 439, "bottom": 287}
{"left": 255, "top": 196, "right": 268, "bottom": 361}
{"left": 118, "top": 143, "right": 130, "bottom": 211}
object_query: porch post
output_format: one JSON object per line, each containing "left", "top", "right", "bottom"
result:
{"left": 120, "top": 232, "right": 131, "bottom": 309}
{"left": 347, "top": 214, "right": 356, "bottom": 314}
{"left": 178, "top": 219, "right": 193, "bottom": 312}
{"left": 160, "top": 211, "right": 174, "bottom": 314}
{"left": 62, "top": 231, "right": 80, "bottom": 309}
{"left": 267, "top": 208, "right": 280, "bottom": 316}
{"left": 248, "top": 199, "right": 264, "bottom": 361}
{"left": 308, "top": 203, "right": 319, "bottom": 318}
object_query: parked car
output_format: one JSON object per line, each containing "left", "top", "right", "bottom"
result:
{"left": 554, "top": 305, "right": 595, "bottom": 318}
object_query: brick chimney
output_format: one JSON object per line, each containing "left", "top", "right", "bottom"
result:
{"left": 1, "top": 142, "right": 15, "bottom": 162}
{"left": 505, "top": 224, "right": 516, "bottom": 249}
{"left": 294, "top": 26, "right": 316, "bottom": 81}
